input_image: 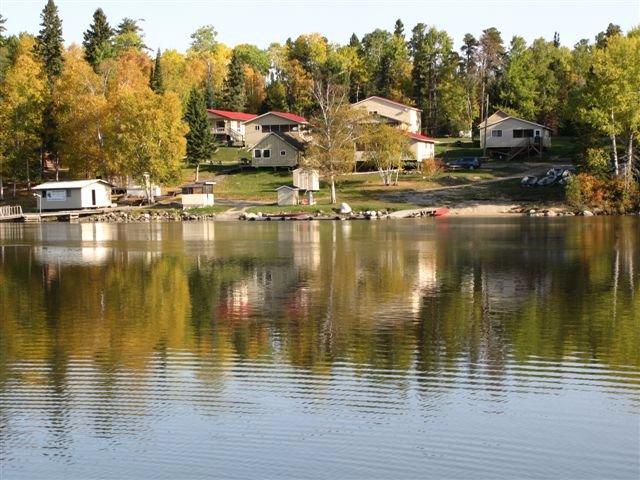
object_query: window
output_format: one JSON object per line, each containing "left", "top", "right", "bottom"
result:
{"left": 215, "top": 120, "right": 225, "bottom": 128}
{"left": 514, "top": 129, "right": 534, "bottom": 138}
{"left": 535, "top": 130, "right": 540, "bottom": 137}
{"left": 254, "top": 149, "right": 262, "bottom": 158}
{"left": 491, "top": 130, "right": 502, "bottom": 137}
{"left": 254, "top": 125, "right": 260, "bottom": 131}
{"left": 280, "top": 150, "right": 287, "bottom": 156}
{"left": 261, "top": 125, "right": 271, "bottom": 133}
{"left": 263, "top": 149, "right": 271, "bottom": 158}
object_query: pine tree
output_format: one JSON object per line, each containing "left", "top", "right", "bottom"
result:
{"left": 221, "top": 51, "right": 246, "bottom": 111}
{"left": 349, "top": 33, "right": 360, "bottom": 49}
{"left": 394, "top": 19, "right": 405, "bottom": 38}
{"left": 82, "top": 8, "right": 113, "bottom": 69}
{"left": 114, "top": 17, "right": 146, "bottom": 52}
{"left": 149, "top": 49, "right": 165, "bottom": 94}
{"left": 0, "top": 14, "right": 6, "bottom": 45}
{"left": 264, "top": 81, "right": 288, "bottom": 111}
{"left": 184, "top": 87, "right": 216, "bottom": 181}
{"left": 203, "top": 73, "right": 215, "bottom": 108}
{"left": 35, "top": 0, "right": 64, "bottom": 83}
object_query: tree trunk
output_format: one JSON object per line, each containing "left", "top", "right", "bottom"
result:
{"left": 0, "top": 174, "right": 3, "bottom": 201}
{"left": 55, "top": 158, "right": 60, "bottom": 181}
{"left": 330, "top": 175, "right": 337, "bottom": 204}
{"left": 611, "top": 110, "right": 619, "bottom": 175}
{"left": 624, "top": 133, "right": 634, "bottom": 189}
{"left": 195, "top": 163, "right": 200, "bottom": 182}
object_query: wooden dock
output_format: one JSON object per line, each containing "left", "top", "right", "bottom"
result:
{"left": 1, "top": 205, "right": 118, "bottom": 223}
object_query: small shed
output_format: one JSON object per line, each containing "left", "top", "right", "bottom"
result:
{"left": 181, "top": 181, "right": 215, "bottom": 209}
{"left": 32, "top": 179, "right": 113, "bottom": 211}
{"left": 276, "top": 185, "right": 299, "bottom": 206}
{"left": 292, "top": 168, "right": 319, "bottom": 191}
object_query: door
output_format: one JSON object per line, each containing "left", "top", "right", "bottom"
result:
{"left": 91, "top": 189, "right": 96, "bottom": 206}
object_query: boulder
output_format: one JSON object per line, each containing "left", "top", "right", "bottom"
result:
{"left": 582, "top": 210, "right": 594, "bottom": 216}
{"left": 339, "top": 203, "right": 352, "bottom": 214}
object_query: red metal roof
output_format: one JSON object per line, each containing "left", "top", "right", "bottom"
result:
{"left": 206, "top": 109, "right": 258, "bottom": 121}
{"left": 407, "top": 131, "right": 436, "bottom": 143}
{"left": 269, "top": 111, "right": 308, "bottom": 124}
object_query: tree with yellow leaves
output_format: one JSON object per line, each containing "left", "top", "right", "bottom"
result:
{"left": 0, "top": 34, "right": 45, "bottom": 190}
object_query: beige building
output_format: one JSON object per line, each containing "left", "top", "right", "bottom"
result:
{"left": 250, "top": 133, "right": 305, "bottom": 168}
{"left": 32, "top": 179, "right": 113, "bottom": 211}
{"left": 207, "top": 109, "right": 257, "bottom": 146}
{"left": 479, "top": 110, "right": 552, "bottom": 152}
{"left": 243, "top": 111, "right": 309, "bottom": 147}
{"left": 352, "top": 96, "right": 422, "bottom": 133}
{"left": 352, "top": 96, "right": 436, "bottom": 163}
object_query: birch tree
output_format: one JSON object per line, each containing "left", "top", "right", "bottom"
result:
{"left": 361, "top": 123, "right": 412, "bottom": 186}
{"left": 303, "top": 81, "right": 363, "bottom": 204}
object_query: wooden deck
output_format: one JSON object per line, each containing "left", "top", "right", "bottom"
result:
{"left": 1, "top": 205, "right": 120, "bottom": 223}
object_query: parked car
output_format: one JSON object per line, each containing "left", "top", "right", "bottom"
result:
{"left": 445, "top": 157, "right": 482, "bottom": 170}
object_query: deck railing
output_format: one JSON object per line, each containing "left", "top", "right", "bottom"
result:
{"left": 0, "top": 205, "right": 24, "bottom": 220}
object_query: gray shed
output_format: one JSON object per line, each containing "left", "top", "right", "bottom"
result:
{"left": 276, "top": 185, "right": 299, "bottom": 206}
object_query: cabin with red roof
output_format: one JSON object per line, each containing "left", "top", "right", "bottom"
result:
{"left": 352, "top": 96, "right": 436, "bottom": 163}
{"left": 243, "top": 111, "right": 310, "bottom": 152}
{"left": 206, "top": 109, "right": 258, "bottom": 146}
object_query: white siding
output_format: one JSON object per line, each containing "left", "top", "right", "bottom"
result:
{"left": 353, "top": 97, "right": 421, "bottom": 133}
{"left": 40, "top": 183, "right": 111, "bottom": 211}
{"left": 480, "top": 117, "right": 551, "bottom": 149}
{"left": 251, "top": 135, "right": 300, "bottom": 168}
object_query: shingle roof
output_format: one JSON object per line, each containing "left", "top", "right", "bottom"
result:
{"left": 206, "top": 109, "right": 258, "bottom": 121}
{"left": 250, "top": 132, "right": 308, "bottom": 151}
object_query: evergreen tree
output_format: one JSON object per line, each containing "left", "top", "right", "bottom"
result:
{"left": 0, "top": 14, "right": 6, "bottom": 45}
{"left": 264, "top": 80, "right": 288, "bottom": 111}
{"left": 184, "top": 87, "right": 216, "bottom": 181}
{"left": 221, "top": 51, "right": 246, "bottom": 111}
{"left": 349, "top": 33, "right": 360, "bottom": 49}
{"left": 394, "top": 19, "right": 404, "bottom": 38}
{"left": 114, "top": 17, "right": 146, "bottom": 52}
{"left": 149, "top": 49, "right": 165, "bottom": 94}
{"left": 35, "top": 0, "right": 64, "bottom": 83}
{"left": 203, "top": 73, "right": 215, "bottom": 108}
{"left": 82, "top": 8, "right": 113, "bottom": 69}
{"left": 553, "top": 32, "right": 561, "bottom": 48}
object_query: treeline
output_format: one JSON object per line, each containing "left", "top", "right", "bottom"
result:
{"left": 0, "top": 1, "right": 638, "bottom": 194}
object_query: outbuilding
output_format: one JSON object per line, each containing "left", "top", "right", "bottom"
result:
{"left": 32, "top": 179, "right": 113, "bottom": 211}
{"left": 181, "top": 181, "right": 216, "bottom": 209}
{"left": 276, "top": 185, "right": 299, "bottom": 206}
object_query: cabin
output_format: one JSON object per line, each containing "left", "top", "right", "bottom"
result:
{"left": 250, "top": 132, "right": 306, "bottom": 168}
{"left": 276, "top": 185, "right": 300, "bottom": 206}
{"left": 181, "top": 181, "right": 215, "bottom": 209}
{"left": 352, "top": 96, "right": 422, "bottom": 133}
{"left": 32, "top": 179, "right": 113, "bottom": 211}
{"left": 206, "top": 109, "right": 257, "bottom": 146}
{"left": 243, "top": 111, "right": 310, "bottom": 147}
{"left": 407, "top": 132, "right": 436, "bottom": 163}
{"left": 479, "top": 110, "right": 552, "bottom": 159}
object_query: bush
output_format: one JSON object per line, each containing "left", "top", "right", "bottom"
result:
{"left": 583, "top": 147, "right": 610, "bottom": 177}
{"left": 566, "top": 173, "right": 639, "bottom": 213}
{"left": 421, "top": 158, "right": 443, "bottom": 180}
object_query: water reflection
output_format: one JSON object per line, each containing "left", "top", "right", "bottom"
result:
{"left": 1, "top": 218, "right": 639, "bottom": 479}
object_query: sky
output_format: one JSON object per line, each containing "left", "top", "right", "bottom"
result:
{"left": 1, "top": 0, "right": 639, "bottom": 51}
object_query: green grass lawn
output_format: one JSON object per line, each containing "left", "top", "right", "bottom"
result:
{"left": 434, "top": 136, "right": 579, "bottom": 163}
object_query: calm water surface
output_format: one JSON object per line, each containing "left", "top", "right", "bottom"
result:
{"left": 1, "top": 218, "right": 639, "bottom": 479}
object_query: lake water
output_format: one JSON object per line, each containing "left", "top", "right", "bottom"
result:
{"left": 1, "top": 218, "right": 639, "bottom": 479}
